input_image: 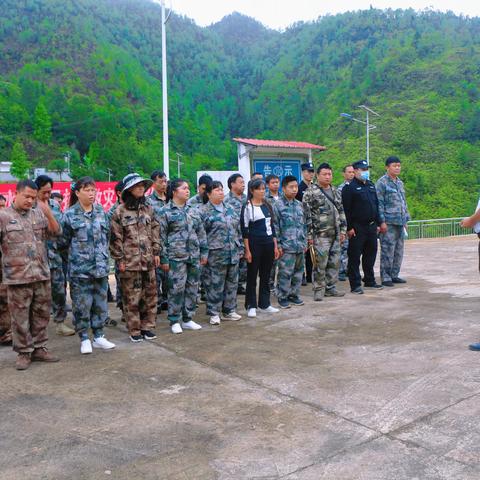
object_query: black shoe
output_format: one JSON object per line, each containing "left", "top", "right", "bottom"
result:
{"left": 141, "top": 330, "right": 157, "bottom": 340}
{"left": 157, "top": 306, "right": 163, "bottom": 314}
{"left": 392, "top": 277, "right": 407, "bottom": 284}
{"left": 382, "top": 281, "right": 394, "bottom": 287}
{"left": 288, "top": 296, "right": 304, "bottom": 306}
{"left": 104, "top": 316, "right": 118, "bottom": 327}
{"left": 351, "top": 287, "right": 364, "bottom": 294}
{"left": 130, "top": 335, "right": 144, "bottom": 343}
{"left": 237, "top": 286, "right": 246, "bottom": 295}
{"left": 278, "top": 298, "right": 291, "bottom": 309}
{"left": 161, "top": 301, "right": 168, "bottom": 311}
{"left": 364, "top": 283, "right": 384, "bottom": 289}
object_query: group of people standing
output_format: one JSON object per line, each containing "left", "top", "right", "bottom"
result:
{"left": 0, "top": 155, "right": 410, "bottom": 370}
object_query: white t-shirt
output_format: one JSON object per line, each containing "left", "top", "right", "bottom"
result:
{"left": 474, "top": 196, "right": 480, "bottom": 233}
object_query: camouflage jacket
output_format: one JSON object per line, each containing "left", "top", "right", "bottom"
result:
{"left": 265, "top": 191, "right": 280, "bottom": 208}
{"left": 186, "top": 193, "right": 203, "bottom": 208}
{"left": 106, "top": 200, "right": 120, "bottom": 223}
{"left": 110, "top": 202, "right": 160, "bottom": 271}
{"left": 158, "top": 201, "right": 208, "bottom": 264}
{"left": 62, "top": 203, "right": 110, "bottom": 279}
{"left": 200, "top": 201, "right": 242, "bottom": 264}
{"left": 272, "top": 194, "right": 307, "bottom": 254}
{"left": 225, "top": 191, "right": 247, "bottom": 210}
{"left": 147, "top": 191, "right": 167, "bottom": 210}
{"left": 375, "top": 174, "right": 410, "bottom": 226}
{"left": 303, "top": 184, "right": 347, "bottom": 240}
{"left": 0, "top": 205, "right": 59, "bottom": 285}
{"left": 46, "top": 199, "right": 65, "bottom": 269}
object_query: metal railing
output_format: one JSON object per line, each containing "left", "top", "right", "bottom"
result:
{"left": 406, "top": 217, "right": 471, "bottom": 240}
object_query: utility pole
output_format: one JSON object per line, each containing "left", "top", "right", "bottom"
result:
{"left": 175, "top": 152, "right": 183, "bottom": 178}
{"left": 161, "top": 0, "right": 172, "bottom": 178}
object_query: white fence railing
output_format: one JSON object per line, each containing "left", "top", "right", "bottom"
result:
{"left": 406, "top": 217, "right": 471, "bottom": 240}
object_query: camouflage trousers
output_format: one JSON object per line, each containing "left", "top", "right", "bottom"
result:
{"left": 312, "top": 234, "right": 341, "bottom": 292}
{"left": 50, "top": 267, "right": 67, "bottom": 323}
{"left": 168, "top": 260, "right": 200, "bottom": 325}
{"left": 204, "top": 250, "right": 239, "bottom": 315}
{"left": 269, "top": 259, "right": 278, "bottom": 289}
{"left": 155, "top": 266, "right": 168, "bottom": 306}
{"left": 379, "top": 225, "right": 405, "bottom": 282}
{"left": 70, "top": 276, "right": 108, "bottom": 339}
{"left": 339, "top": 237, "right": 349, "bottom": 276}
{"left": 238, "top": 258, "right": 247, "bottom": 288}
{"left": 277, "top": 252, "right": 304, "bottom": 301}
{"left": 120, "top": 270, "right": 157, "bottom": 336}
{"left": 114, "top": 262, "right": 123, "bottom": 310}
{"left": 7, "top": 280, "right": 51, "bottom": 353}
{"left": 0, "top": 281, "right": 11, "bottom": 344}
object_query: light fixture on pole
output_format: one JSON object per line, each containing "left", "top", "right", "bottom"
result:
{"left": 161, "top": 0, "right": 172, "bottom": 178}
{"left": 340, "top": 105, "right": 380, "bottom": 165}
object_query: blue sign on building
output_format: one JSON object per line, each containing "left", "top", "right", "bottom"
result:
{"left": 253, "top": 159, "right": 302, "bottom": 190}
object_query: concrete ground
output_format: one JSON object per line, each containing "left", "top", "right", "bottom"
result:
{"left": 1, "top": 235, "right": 479, "bottom": 480}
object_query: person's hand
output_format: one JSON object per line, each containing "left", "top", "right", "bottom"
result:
{"left": 461, "top": 217, "right": 475, "bottom": 229}
{"left": 347, "top": 228, "right": 356, "bottom": 239}
{"left": 379, "top": 222, "right": 388, "bottom": 234}
{"left": 274, "top": 247, "right": 281, "bottom": 260}
{"left": 244, "top": 251, "right": 252, "bottom": 263}
{"left": 200, "top": 258, "right": 207, "bottom": 266}
{"left": 118, "top": 262, "right": 126, "bottom": 273}
{"left": 154, "top": 256, "right": 160, "bottom": 268}
{"left": 340, "top": 233, "right": 346, "bottom": 244}
{"left": 160, "top": 263, "right": 170, "bottom": 272}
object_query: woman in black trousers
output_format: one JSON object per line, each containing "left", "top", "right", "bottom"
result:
{"left": 241, "top": 179, "right": 280, "bottom": 318}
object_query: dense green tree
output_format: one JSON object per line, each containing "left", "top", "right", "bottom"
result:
{"left": 10, "top": 140, "right": 32, "bottom": 179}
{"left": 33, "top": 99, "right": 52, "bottom": 144}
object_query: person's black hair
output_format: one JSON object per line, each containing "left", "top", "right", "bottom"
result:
{"left": 0, "top": 194, "right": 6, "bottom": 201}
{"left": 51, "top": 192, "right": 63, "bottom": 200}
{"left": 69, "top": 176, "right": 96, "bottom": 207}
{"left": 198, "top": 174, "right": 213, "bottom": 187}
{"left": 114, "top": 181, "right": 123, "bottom": 193}
{"left": 265, "top": 174, "right": 280, "bottom": 184}
{"left": 203, "top": 180, "right": 223, "bottom": 204}
{"left": 166, "top": 178, "right": 189, "bottom": 203}
{"left": 227, "top": 173, "right": 243, "bottom": 190}
{"left": 251, "top": 172, "right": 263, "bottom": 179}
{"left": 386, "top": 155, "right": 401, "bottom": 165}
{"left": 342, "top": 164, "right": 353, "bottom": 173}
{"left": 281, "top": 175, "right": 298, "bottom": 188}
{"left": 151, "top": 170, "right": 166, "bottom": 181}
{"left": 316, "top": 162, "right": 332, "bottom": 173}
{"left": 247, "top": 178, "right": 273, "bottom": 218}
{"left": 16, "top": 179, "right": 38, "bottom": 192}
{"left": 34, "top": 174, "right": 53, "bottom": 189}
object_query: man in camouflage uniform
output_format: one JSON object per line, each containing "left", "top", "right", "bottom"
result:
{"left": 0, "top": 180, "right": 61, "bottom": 370}
{"left": 0, "top": 197, "right": 11, "bottom": 345}
{"left": 35, "top": 175, "right": 75, "bottom": 336}
{"left": 265, "top": 174, "right": 280, "bottom": 292}
{"left": 338, "top": 164, "right": 355, "bottom": 281}
{"left": 225, "top": 173, "right": 247, "bottom": 294}
{"left": 303, "top": 163, "right": 347, "bottom": 301}
{"left": 110, "top": 174, "right": 160, "bottom": 342}
{"left": 273, "top": 176, "right": 307, "bottom": 308}
{"left": 376, "top": 156, "right": 410, "bottom": 286}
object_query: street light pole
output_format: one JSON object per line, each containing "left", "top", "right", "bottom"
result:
{"left": 161, "top": 0, "right": 171, "bottom": 178}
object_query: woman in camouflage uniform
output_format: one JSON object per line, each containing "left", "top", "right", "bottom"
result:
{"left": 62, "top": 177, "right": 116, "bottom": 355}
{"left": 158, "top": 179, "right": 208, "bottom": 334}
{"left": 200, "top": 181, "right": 242, "bottom": 326}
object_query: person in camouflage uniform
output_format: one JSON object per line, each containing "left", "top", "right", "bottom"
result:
{"left": 200, "top": 181, "right": 242, "bottom": 325}
{"left": 0, "top": 180, "right": 61, "bottom": 370}
{"left": 272, "top": 176, "right": 307, "bottom": 308}
{"left": 62, "top": 177, "right": 116, "bottom": 354}
{"left": 187, "top": 174, "right": 213, "bottom": 208}
{"left": 303, "top": 163, "right": 347, "bottom": 301}
{"left": 0, "top": 251, "right": 11, "bottom": 345}
{"left": 376, "top": 156, "right": 410, "bottom": 286}
{"left": 110, "top": 173, "right": 160, "bottom": 342}
{"left": 35, "top": 175, "right": 75, "bottom": 336}
{"left": 337, "top": 165, "right": 355, "bottom": 281}
{"left": 225, "top": 173, "right": 247, "bottom": 294}
{"left": 158, "top": 179, "right": 208, "bottom": 334}
{"left": 265, "top": 174, "right": 280, "bottom": 292}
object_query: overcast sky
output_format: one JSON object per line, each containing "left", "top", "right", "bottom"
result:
{"left": 168, "top": 0, "right": 479, "bottom": 29}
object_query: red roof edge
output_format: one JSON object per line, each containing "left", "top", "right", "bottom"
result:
{"left": 233, "top": 138, "right": 326, "bottom": 150}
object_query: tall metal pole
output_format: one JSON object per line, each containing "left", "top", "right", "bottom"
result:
{"left": 366, "top": 110, "right": 370, "bottom": 166}
{"left": 161, "top": 0, "right": 170, "bottom": 178}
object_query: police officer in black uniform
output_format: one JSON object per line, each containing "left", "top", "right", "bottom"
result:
{"left": 297, "top": 162, "right": 315, "bottom": 284}
{"left": 341, "top": 160, "right": 386, "bottom": 294}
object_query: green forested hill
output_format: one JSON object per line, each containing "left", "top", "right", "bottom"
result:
{"left": 0, "top": 0, "right": 479, "bottom": 218}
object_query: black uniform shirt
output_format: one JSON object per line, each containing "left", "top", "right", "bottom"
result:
{"left": 296, "top": 180, "right": 312, "bottom": 202}
{"left": 341, "top": 177, "right": 381, "bottom": 230}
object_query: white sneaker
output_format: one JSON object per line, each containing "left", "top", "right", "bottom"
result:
{"left": 209, "top": 315, "right": 221, "bottom": 325}
{"left": 80, "top": 339, "right": 92, "bottom": 355}
{"left": 221, "top": 312, "right": 242, "bottom": 321}
{"left": 247, "top": 308, "right": 257, "bottom": 318}
{"left": 181, "top": 320, "right": 202, "bottom": 330}
{"left": 171, "top": 323, "right": 183, "bottom": 334}
{"left": 92, "top": 336, "right": 116, "bottom": 350}
{"left": 259, "top": 306, "right": 279, "bottom": 313}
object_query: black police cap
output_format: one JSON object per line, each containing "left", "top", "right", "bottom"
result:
{"left": 352, "top": 160, "right": 370, "bottom": 170}
{"left": 301, "top": 162, "right": 314, "bottom": 172}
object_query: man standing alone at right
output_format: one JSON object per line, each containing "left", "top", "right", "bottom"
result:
{"left": 375, "top": 156, "right": 410, "bottom": 287}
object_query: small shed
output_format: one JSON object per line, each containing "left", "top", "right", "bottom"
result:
{"left": 233, "top": 138, "right": 326, "bottom": 183}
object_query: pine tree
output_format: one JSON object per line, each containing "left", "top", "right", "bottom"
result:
{"left": 33, "top": 100, "right": 52, "bottom": 144}
{"left": 10, "top": 141, "right": 32, "bottom": 180}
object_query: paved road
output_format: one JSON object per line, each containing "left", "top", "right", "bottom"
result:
{"left": 1, "top": 235, "right": 479, "bottom": 479}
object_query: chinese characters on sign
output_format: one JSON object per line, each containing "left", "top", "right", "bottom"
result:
{"left": 253, "top": 159, "right": 302, "bottom": 190}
